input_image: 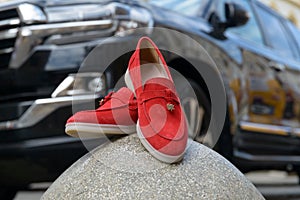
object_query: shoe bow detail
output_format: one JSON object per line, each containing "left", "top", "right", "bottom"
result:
{"left": 99, "top": 90, "right": 137, "bottom": 110}
{"left": 99, "top": 92, "right": 114, "bottom": 106}
{"left": 138, "top": 89, "right": 180, "bottom": 109}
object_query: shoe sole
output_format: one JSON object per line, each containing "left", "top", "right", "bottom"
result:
{"left": 136, "top": 120, "right": 184, "bottom": 164}
{"left": 65, "top": 122, "right": 136, "bottom": 138}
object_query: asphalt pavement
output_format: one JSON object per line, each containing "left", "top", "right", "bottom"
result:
{"left": 247, "top": 171, "right": 300, "bottom": 200}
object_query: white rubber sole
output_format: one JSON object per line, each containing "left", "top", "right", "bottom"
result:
{"left": 65, "top": 122, "right": 136, "bottom": 138}
{"left": 136, "top": 120, "right": 184, "bottom": 164}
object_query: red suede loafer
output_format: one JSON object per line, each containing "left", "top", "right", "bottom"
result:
{"left": 65, "top": 87, "right": 138, "bottom": 138}
{"left": 125, "top": 37, "right": 188, "bottom": 163}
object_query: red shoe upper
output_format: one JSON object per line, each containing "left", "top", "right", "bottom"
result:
{"left": 138, "top": 78, "right": 188, "bottom": 156}
{"left": 66, "top": 87, "right": 138, "bottom": 126}
{"left": 127, "top": 37, "right": 188, "bottom": 157}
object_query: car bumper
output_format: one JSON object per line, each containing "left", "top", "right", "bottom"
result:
{"left": 234, "top": 121, "right": 300, "bottom": 171}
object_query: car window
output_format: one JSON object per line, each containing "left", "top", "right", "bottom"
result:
{"left": 148, "top": 0, "right": 210, "bottom": 17}
{"left": 286, "top": 21, "right": 300, "bottom": 60}
{"left": 225, "top": 0, "right": 264, "bottom": 46}
{"left": 255, "top": 5, "right": 295, "bottom": 59}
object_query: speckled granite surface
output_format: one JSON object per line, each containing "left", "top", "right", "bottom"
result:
{"left": 42, "top": 134, "right": 264, "bottom": 200}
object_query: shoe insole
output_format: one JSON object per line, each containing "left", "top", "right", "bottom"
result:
{"left": 140, "top": 44, "right": 168, "bottom": 85}
{"left": 140, "top": 63, "right": 167, "bottom": 85}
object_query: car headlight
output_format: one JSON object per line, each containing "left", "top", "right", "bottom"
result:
{"left": 51, "top": 73, "right": 106, "bottom": 98}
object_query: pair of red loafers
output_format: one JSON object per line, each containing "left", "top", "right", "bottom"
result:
{"left": 66, "top": 37, "right": 188, "bottom": 163}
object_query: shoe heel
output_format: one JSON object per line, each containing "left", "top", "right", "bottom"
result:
{"left": 125, "top": 68, "right": 136, "bottom": 96}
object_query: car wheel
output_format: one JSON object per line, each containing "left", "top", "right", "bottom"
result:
{"left": 0, "top": 188, "right": 17, "bottom": 200}
{"left": 180, "top": 79, "right": 211, "bottom": 142}
{"left": 180, "top": 79, "right": 233, "bottom": 161}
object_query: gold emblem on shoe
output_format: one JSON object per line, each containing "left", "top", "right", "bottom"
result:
{"left": 167, "top": 103, "right": 175, "bottom": 111}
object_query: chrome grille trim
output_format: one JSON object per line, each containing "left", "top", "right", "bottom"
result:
{"left": 0, "top": 28, "right": 18, "bottom": 40}
{"left": 10, "top": 19, "right": 115, "bottom": 68}
{"left": 0, "top": 18, "right": 20, "bottom": 28}
{"left": 0, "top": 47, "right": 13, "bottom": 54}
{"left": 0, "top": 7, "right": 19, "bottom": 70}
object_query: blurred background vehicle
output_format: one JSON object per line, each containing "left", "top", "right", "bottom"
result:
{"left": 1, "top": 0, "right": 300, "bottom": 199}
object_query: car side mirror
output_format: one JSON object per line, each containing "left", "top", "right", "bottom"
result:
{"left": 209, "top": 2, "right": 249, "bottom": 39}
{"left": 224, "top": 2, "right": 249, "bottom": 28}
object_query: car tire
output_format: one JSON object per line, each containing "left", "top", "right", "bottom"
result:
{"left": 180, "top": 79, "right": 211, "bottom": 141}
{"left": 181, "top": 79, "right": 233, "bottom": 162}
{"left": 0, "top": 188, "right": 17, "bottom": 200}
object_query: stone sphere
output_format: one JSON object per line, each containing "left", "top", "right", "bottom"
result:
{"left": 42, "top": 135, "right": 264, "bottom": 199}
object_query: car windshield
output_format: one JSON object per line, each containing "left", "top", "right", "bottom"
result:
{"left": 147, "top": 0, "right": 209, "bottom": 17}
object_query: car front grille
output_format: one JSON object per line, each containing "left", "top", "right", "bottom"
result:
{"left": 0, "top": 8, "right": 20, "bottom": 70}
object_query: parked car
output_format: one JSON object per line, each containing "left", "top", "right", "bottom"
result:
{"left": 1, "top": 0, "right": 300, "bottom": 198}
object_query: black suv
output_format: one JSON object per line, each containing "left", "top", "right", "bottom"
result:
{"left": 1, "top": 0, "right": 300, "bottom": 198}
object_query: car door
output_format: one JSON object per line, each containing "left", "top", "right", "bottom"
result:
{"left": 285, "top": 21, "right": 300, "bottom": 134}
{"left": 246, "top": 1, "right": 300, "bottom": 134}
{"left": 217, "top": 0, "right": 300, "bottom": 137}
{"left": 208, "top": 1, "right": 300, "bottom": 165}
{"left": 206, "top": 0, "right": 300, "bottom": 159}
{"left": 205, "top": 0, "right": 269, "bottom": 132}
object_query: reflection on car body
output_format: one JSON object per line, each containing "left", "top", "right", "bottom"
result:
{"left": 1, "top": 0, "right": 300, "bottom": 198}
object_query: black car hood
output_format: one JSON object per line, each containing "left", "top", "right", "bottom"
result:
{"left": 0, "top": 0, "right": 147, "bottom": 10}
{"left": 0, "top": 0, "right": 119, "bottom": 8}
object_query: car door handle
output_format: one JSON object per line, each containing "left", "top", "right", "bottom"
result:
{"left": 268, "top": 62, "right": 286, "bottom": 72}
